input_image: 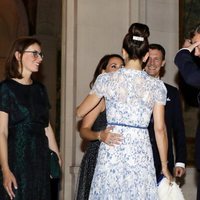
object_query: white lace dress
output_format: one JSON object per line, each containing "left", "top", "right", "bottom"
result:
{"left": 88, "top": 68, "right": 167, "bottom": 200}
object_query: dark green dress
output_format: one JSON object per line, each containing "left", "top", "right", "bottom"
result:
{"left": 0, "top": 79, "right": 51, "bottom": 200}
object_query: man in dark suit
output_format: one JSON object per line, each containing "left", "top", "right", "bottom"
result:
{"left": 174, "top": 23, "right": 200, "bottom": 200}
{"left": 145, "top": 44, "right": 187, "bottom": 181}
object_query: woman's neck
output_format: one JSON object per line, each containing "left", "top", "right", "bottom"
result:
{"left": 125, "top": 59, "right": 142, "bottom": 71}
{"left": 12, "top": 77, "right": 33, "bottom": 85}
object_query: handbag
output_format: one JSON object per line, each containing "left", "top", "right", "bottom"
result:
{"left": 157, "top": 175, "right": 185, "bottom": 200}
{"left": 49, "top": 149, "right": 61, "bottom": 179}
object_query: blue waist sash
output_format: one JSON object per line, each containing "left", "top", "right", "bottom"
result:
{"left": 107, "top": 122, "right": 147, "bottom": 129}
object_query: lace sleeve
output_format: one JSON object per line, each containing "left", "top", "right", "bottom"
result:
{"left": 154, "top": 80, "right": 167, "bottom": 105}
{"left": 89, "top": 73, "right": 107, "bottom": 98}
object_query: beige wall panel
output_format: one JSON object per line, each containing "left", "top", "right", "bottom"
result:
{"left": 76, "top": 0, "right": 130, "bottom": 164}
{"left": 144, "top": 0, "right": 179, "bottom": 87}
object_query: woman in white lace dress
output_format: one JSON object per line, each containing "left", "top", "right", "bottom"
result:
{"left": 77, "top": 23, "right": 172, "bottom": 200}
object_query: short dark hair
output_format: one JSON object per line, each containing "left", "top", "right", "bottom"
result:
{"left": 189, "top": 23, "right": 200, "bottom": 39}
{"left": 5, "top": 36, "right": 42, "bottom": 79}
{"left": 149, "top": 43, "right": 165, "bottom": 60}
{"left": 89, "top": 54, "right": 124, "bottom": 88}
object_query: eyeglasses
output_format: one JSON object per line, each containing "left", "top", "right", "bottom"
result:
{"left": 24, "top": 51, "right": 44, "bottom": 59}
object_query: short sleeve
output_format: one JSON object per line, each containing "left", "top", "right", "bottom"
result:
{"left": 40, "top": 83, "right": 51, "bottom": 109}
{"left": 0, "top": 83, "right": 10, "bottom": 113}
{"left": 154, "top": 80, "right": 167, "bottom": 105}
{"left": 89, "top": 73, "right": 107, "bottom": 98}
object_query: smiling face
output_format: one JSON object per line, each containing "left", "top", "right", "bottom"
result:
{"left": 104, "top": 57, "right": 124, "bottom": 73}
{"left": 16, "top": 43, "right": 43, "bottom": 76}
{"left": 191, "top": 33, "right": 200, "bottom": 57}
{"left": 145, "top": 48, "right": 165, "bottom": 78}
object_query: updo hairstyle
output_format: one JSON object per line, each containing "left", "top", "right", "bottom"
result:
{"left": 122, "top": 23, "right": 150, "bottom": 60}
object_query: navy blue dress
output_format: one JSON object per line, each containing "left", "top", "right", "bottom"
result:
{"left": 75, "top": 110, "right": 107, "bottom": 200}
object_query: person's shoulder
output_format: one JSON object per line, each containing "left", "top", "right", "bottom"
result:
{"left": 143, "top": 73, "right": 163, "bottom": 86}
{"left": 164, "top": 83, "right": 178, "bottom": 92}
{"left": 98, "top": 70, "right": 119, "bottom": 80}
{"left": 0, "top": 80, "right": 14, "bottom": 95}
{"left": 176, "top": 48, "right": 191, "bottom": 55}
{"left": 148, "top": 75, "right": 163, "bottom": 85}
{"left": 152, "top": 78, "right": 167, "bottom": 94}
{"left": 0, "top": 79, "right": 12, "bottom": 88}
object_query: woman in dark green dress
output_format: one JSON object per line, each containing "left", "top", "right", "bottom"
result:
{"left": 75, "top": 54, "right": 124, "bottom": 200}
{"left": 0, "top": 37, "right": 61, "bottom": 200}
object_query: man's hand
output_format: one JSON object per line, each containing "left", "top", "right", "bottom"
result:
{"left": 184, "top": 41, "right": 200, "bottom": 53}
{"left": 174, "top": 166, "right": 186, "bottom": 177}
{"left": 182, "top": 39, "right": 192, "bottom": 48}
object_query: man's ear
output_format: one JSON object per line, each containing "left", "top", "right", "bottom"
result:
{"left": 161, "top": 60, "right": 166, "bottom": 67}
{"left": 15, "top": 51, "right": 21, "bottom": 61}
{"left": 143, "top": 52, "right": 149, "bottom": 62}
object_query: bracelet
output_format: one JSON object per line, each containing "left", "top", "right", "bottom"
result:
{"left": 161, "top": 160, "right": 168, "bottom": 167}
{"left": 161, "top": 160, "right": 168, "bottom": 164}
{"left": 97, "top": 131, "right": 102, "bottom": 141}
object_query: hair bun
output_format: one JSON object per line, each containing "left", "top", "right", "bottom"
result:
{"left": 128, "top": 23, "right": 150, "bottom": 39}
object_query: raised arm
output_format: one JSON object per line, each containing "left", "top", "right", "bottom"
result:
{"left": 153, "top": 103, "right": 172, "bottom": 181}
{"left": 174, "top": 41, "right": 200, "bottom": 88}
{"left": 76, "top": 93, "right": 101, "bottom": 118}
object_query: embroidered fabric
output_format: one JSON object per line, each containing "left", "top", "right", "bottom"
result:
{"left": 89, "top": 68, "right": 167, "bottom": 199}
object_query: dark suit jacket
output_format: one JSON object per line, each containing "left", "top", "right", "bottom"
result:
{"left": 174, "top": 49, "right": 200, "bottom": 88}
{"left": 175, "top": 49, "right": 200, "bottom": 169}
{"left": 149, "top": 83, "right": 187, "bottom": 179}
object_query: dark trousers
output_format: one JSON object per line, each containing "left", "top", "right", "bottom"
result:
{"left": 196, "top": 124, "right": 200, "bottom": 200}
{"left": 197, "top": 171, "right": 200, "bottom": 200}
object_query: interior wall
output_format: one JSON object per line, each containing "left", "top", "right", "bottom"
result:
{"left": 144, "top": 1, "right": 180, "bottom": 87}
{"left": 36, "top": 0, "right": 62, "bottom": 131}
{"left": 0, "top": 0, "right": 28, "bottom": 80}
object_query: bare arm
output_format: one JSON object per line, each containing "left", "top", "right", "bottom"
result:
{"left": 76, "top": 93, "right": 101, "bottom": 118}
{"left": 80, "top": 99, "right": 105, "bottom": 140}
{"left": 0, "top": 111, "right": 17, "bottom": 199}
{"left": 80, "top": 99, "right": 122, "bottom": 145}
{"left": 45, "top": 122, "right": 61, "bottom": 165}
{"left": 153, "top": 103, "right": 172, "bottom": 181}
{"left": 0, "top": 111, "right": 9, "bottom": 171}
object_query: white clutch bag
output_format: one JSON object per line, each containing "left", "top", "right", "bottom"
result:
{"left": 157, "top": 176, "right": 185, "bottom": 200}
